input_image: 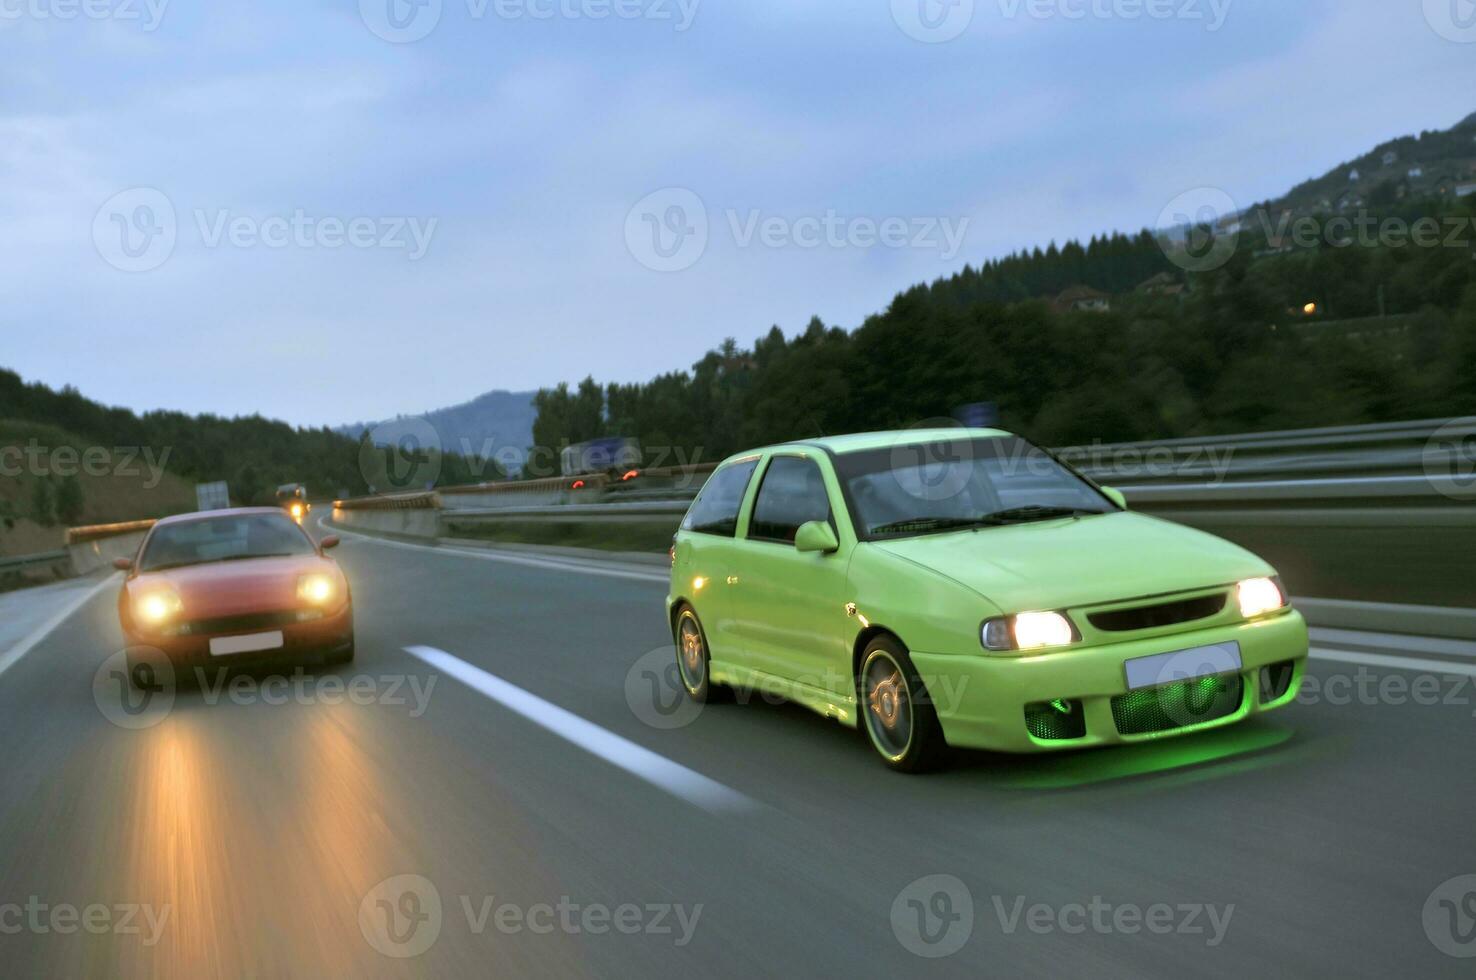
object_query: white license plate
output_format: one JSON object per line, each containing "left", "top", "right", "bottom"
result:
{"left": 1125, "top": 641, "right": 1242, "bottom": 690}
{"left": 209, "top": 631, "right": 285, "bottom": 657}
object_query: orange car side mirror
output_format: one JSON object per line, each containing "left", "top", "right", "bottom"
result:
{"left": 112, "top": 557, "right": 134, "bottom": 572}
{"left": 320, "top": 536, "right": 340, "bottom": 551}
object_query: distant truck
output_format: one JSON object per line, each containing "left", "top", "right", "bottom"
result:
{"left": 275, "top": 483, "right": 310, "bottom": 522}
{"left": 560, "top": 437, "right": 641, "bottom": 477}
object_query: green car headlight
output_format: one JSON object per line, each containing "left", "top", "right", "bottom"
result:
{"left": 1237, "top": 576, "right": 1286, "bottom": 619}
{"left": 981, "top": 611, "right": 1078, "bottom": 652}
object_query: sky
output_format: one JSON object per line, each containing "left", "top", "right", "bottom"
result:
{"left": 1, "top": 0, "right": 1474, "bottom": 428}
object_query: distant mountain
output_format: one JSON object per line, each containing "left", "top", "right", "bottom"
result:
{"left": 337, "top": 389, "right": 538, "bottom": 474}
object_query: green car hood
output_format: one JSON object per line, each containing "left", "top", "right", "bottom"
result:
{"left": 869, "top": 511, "right": 1274, "bottom": 613}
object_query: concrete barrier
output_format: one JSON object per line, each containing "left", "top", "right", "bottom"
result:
{"left": 331, "top": 492, "right": 441, "bottom": 539}
{"left": 65, "top": 520, "right": 156, "bottom": 576}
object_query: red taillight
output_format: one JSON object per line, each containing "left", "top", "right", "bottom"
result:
{"left": 571, "top": 479, "right": 586, "bottom": 489}
{"left": 621, "top": 470, "right": 640, "bottom": 481}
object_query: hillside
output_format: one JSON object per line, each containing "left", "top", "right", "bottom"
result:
{"left": 337, "top": 389, "right": 538, "bottom": 473}
{"left": 528, "top": 114, "right": 1476, "bottom": 459}
{"left": 1272, "top": 110, "right": 1476, "bottom": 216}
{"left": 0, "top": 418, "right": 197, "bottom": 555}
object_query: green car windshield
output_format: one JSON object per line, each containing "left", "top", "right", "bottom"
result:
{"left": 833, "top": 436, "right": 1115, "bottom": 539}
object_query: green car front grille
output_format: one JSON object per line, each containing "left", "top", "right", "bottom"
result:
{"left": 1111, "top": 674, "right": 1244, "bottom": 736}
{"left": 1024, "top": 699, "right": 1086, "bottom": 740}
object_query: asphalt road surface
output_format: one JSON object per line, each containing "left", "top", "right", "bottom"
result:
{"left": 0, "top": 518, "right": 1473, "bottom": 977}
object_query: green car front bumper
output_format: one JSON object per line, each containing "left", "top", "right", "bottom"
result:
{"left": 910, "top": 609, "right": 1309, "bottom": 753}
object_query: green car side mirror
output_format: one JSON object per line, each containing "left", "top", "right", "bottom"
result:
{"left": 794, "top": 520, "right": 840, "bottom": 554}
{"left": 1101, "top": 486, "right": 1128, "bottom": 510}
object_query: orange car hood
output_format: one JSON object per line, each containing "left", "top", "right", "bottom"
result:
{"left": 126, "top": 555, "right": 342, "bottom": 619}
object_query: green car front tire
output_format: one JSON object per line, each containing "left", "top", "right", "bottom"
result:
{"left": 674, "top": 605, "right": 723, "bottom": 704}
{"left": 859, "top": 636, "right": 947, "bottom": 773}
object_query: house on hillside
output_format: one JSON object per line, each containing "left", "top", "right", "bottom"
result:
{"left": 1348, "top": 168, "right": 1361, "bottom": 182}
{"left": 1136, "top": 272, "right": 1185, "bottom": 297}
{"left": 1052, "top": 285, "right": 1111, "bottom": 313}
{"left": 1408, "top": 166, "right": 1424, "bottom": 179}
{"left": 1381, "top": 150, "right": 1398, "bottom": 167}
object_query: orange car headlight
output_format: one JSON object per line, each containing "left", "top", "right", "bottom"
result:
{"left": 296, "top": 573, "right": 336, "bottom": 605}
{"left": 133, "top": 590, "right": 183, "bottom": 626}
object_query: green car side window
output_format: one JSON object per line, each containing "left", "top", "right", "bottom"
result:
{"left": 748, "top": 456, "right": 832, "bottom": 544}
{"left": 680, "top": 460, "right": 759, "bottom": 537}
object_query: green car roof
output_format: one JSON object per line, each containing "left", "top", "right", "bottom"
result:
{"left": 743, "top": 427, "right": 1014, "bottom": 459}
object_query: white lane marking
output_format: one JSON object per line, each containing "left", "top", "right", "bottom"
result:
{"left": 404, "top": 645, "right": 753, "bottom": 814}
{"left": 1311, "top": 646, "right": 1476, "bottom": 678}
{"left": 322, "top": 516, "right": 668, "bottom": 584}
{"left": 0, "top": 573, "right": 119, "bottom": 679}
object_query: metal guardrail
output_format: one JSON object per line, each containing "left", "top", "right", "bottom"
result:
{"left": 0, "top": 550, "right": 69, "bottom": 572}
{"left": 334, "top": 492, "right": 441, "bottom": 511}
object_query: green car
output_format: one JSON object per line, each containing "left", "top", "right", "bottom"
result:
{"left": 666, "top": 428, "right": 1309, "bottom": 772}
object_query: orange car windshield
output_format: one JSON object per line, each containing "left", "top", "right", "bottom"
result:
{"left": 139, "top": 514, "right": 315, "bottom": 572}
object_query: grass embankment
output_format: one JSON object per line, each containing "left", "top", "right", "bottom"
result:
{"left": 0, "top": 419, "right": 196, "bottom": 575}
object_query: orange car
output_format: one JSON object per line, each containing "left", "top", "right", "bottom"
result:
{"left": 115, "top": 508, "right": 353, "bottom": 679}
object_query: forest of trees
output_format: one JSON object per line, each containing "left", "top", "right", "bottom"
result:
{"left": 530, "top": 191, "right": 1476, "bottom": 465}
{"left": 0, "top": 372, "right": 495, "bottom": 506}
